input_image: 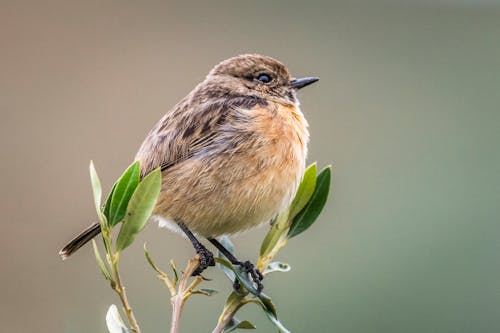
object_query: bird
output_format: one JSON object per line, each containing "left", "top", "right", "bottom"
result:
{"left": 59, "top": 54, "right": 318, "bottom": 293}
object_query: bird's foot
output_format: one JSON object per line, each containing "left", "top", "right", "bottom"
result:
{"left": 192, "top": 243, "right": 215, "bottom": 276}
{"left": 232, "top": 260, "right": 264, "bottom": 294}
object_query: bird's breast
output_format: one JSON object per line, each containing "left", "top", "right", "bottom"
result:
{"left": 155, "top": 102, "right": 309, "bottom": 237}
{"left": 248, "top": 102, "right": 309, "bottom": 212}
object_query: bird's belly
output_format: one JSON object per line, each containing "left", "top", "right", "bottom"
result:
{"left": 153, "top": 103, "right": 308, "bottom": 237}
{"left": 154, "top": 146, "right": 305, "bottom": 237}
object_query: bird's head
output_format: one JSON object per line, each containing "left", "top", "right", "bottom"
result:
{"left": 205, "top": 54, "right": 318, "bottom": 106}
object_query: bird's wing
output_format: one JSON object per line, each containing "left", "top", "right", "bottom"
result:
{"left": 135, "top": 96, "right": 265, "bottom": 177}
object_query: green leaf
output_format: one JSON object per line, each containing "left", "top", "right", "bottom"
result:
{"left": 217, "top": 236, "right": 236, "bottom": 281}
{"left": 259, "top": 163, "right": 318, "bottom": 257}
{"left": 288, "top": 163, "right": 317, "bottom": 219}
{"left": 219, "top": 236, "right": 234, "bottom": 255}
{"left": 105, "top": 304, "right": 131, "bottom": 333}
{"left": 170, "top": 260, "right": 179, "bottom": 284}
{"left": 217, "top": 256, "right": 236, "bottom": 282}
{"left": 258, "top": 294, "right": 290, "bottom": 333}
{"left": 234, "top": 321, "right": 256, "bottom": 330}
{"left": 191, "top": 288, "right": 218, "bottom": 296}
{"left": 116, "top": 168, "right": 162, "bottom": 251}
{"left": 287, "top": 165, "right": 331, "bottom": 238}
{"left": 224, "top": 291, "right": 246, "bottom": 311}
{"left": 225, "top": 317, "right": 256, "bottom": 332}
{"left": 144, "top": 243, "right": 166, "bottom": 276}
{"left": 92, "top": 240, "right": 112, "bottom": 282}
{"left": 258, "top": 293, "right": 278, "bottom": 317}
{"left": 103, "top": 182, "right": 117, "bottom": 221}
{"left": 215, "top": 258, "right": 260, "bottom": 296}
{"left": 263, "top": 262, "right": 291, "bottom": 275}
{"left": 106, "top": 161, "right": 141, "bottom": 226}
{"left": 200, "top": 288, "right": 218, "bottom": 295}
{"left": 247, "top": 294, "right": 290, "bottom": 333}
{"left": 259, "top": 211, "right": 288, "bottom": 258}
{"left": 89, "top": 161, "right": 106, "bottom": 227}
{"left": 215, "top": 257, "right": 240, "bottom": 285}
{"left": 264, "top": 311, "right": 290, "bottom": 333}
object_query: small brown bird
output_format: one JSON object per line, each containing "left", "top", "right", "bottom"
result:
{"left": 60, "top": 54, "right": 318, "bottom": 292}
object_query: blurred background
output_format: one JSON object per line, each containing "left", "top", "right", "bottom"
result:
{"left": 1, "top": 0, "right": 500, "bottom": 332}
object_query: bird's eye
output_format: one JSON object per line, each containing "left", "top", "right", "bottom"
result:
{"left": 257, "top": 74, "right": 272, "bottom": 83}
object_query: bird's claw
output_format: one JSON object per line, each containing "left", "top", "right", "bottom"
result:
{"left": 192, "top": 244, "right": 215, "bottom": 276}
{"left": 233, "top": 260, "right": 264, "bottom": 294}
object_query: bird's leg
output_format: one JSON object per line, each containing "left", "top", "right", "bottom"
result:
{"left": 177, "top": 222, "right": 215, "bottom": 276}
{"left": 208, "top": 238, "right": 264, "bottom": 294}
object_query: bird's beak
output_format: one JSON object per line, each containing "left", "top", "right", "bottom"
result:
{"left": 290, "top": 77, "right": 319, "bottom": 89}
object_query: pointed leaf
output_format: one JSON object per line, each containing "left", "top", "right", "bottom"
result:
{"left": 234, "top": 321, "right": 256, "bottom": 330}
{"left": 259, "top": 211, "right": 288, "bottom": 258}
{"left": 288, "top": 166, "right": 331, "bottom": 238}
{"left": 200, "top": 288, "right": 218, "bottom": 295}
{"left": 246, "top": 294, "right": 290, "bottom": 333}
{"left": 264, "top": 311, "right": 290, "bottom": 333}
{"left": 170, "top": 259, "right": 179, "bottom": 284}
{"left": 106, "top": 161, "right": 141, "bottom": 226}
{"left": 257, "top": 294, "right": 290, "bottom": 333}
{"left": 105, "top": 304, "right": 131, "bottom": 333}
{"left": 116, "top": 168, "right": 162, "bottom": 251}
{"left": 224, "top": 291, "right": 246, "bottom": 310}
{"left": 263, "top": 262, "right": 291, "bottom": 275}
{"left": 92, "top": 240, "right": 112, "bottom": 281}
{"left": 191, "top": 288, "right": 218, "bottom": 296}
{"left": 260, "top": 163, "right": 318, "bottom": 257}
{"left": 219, "top": 236, "right": 234, "bottom": 255}
{"left": 103, "top": 182, "right": 117, "bottom": 221}
{"left": 288, "top": 163, "right": 317, "bottom": 219}
{"left": 144, "top": 243, "right": 166, "bottom": 276}
{"left": 217, "top": 237, "right": 236, "bottom": 281}
{"left": 225, "top": 317, "right": 257, "bottom": 332}
{"left": 89, "top": 161, "right": 106, "bottom": 227}
{"left": 258, "top": 293, "right": 277, "bottom": 317}
{"left": 216, "top": 257, "right": 236, "bottom": 282}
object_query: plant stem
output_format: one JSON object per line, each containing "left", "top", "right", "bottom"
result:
{"left": 170, "top": 293, "right": 184, "bottom": 333}
{"left": 169, "top": 256, "right": 201, "bottom": 333}
{"left": 111, "top": 252, "right": 142, "bottom": 333}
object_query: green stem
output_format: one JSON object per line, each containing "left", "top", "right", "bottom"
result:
{"left": 110, "top": 251, "right": 142, "bottom": 333}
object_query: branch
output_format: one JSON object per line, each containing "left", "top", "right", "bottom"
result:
{"left": 111, "top": 252, "right": 142, "bottom": 333}
{"left": 169, "top": 255, "right": 202, "bottom": 333}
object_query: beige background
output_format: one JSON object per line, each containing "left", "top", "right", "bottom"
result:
{"left": 1, "top": 1, "right": 500, "bottom": 332}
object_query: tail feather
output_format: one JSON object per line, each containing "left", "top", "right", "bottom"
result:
{"left": 59, "top": 222, "right": 102, "bottom": 260}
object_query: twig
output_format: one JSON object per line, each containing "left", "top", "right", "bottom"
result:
{"left": 169, "top": 255, "right": 202, "bottom": 333}
{"left": 111, "top": 252, "right": 142, "bottom": 333}
{"left": 99, "top": 224, "right": 143, "bottom": 333}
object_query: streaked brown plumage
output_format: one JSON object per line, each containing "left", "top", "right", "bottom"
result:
{"left": 138, "top": 55, "right": 310, "bottom": 236}
{"left": 60, "top": 54, "right": 318, "bottom": 285}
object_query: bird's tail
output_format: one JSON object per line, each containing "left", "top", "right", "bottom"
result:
{"left": 59, "top": 222, "right": 101, "bottom": 260}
